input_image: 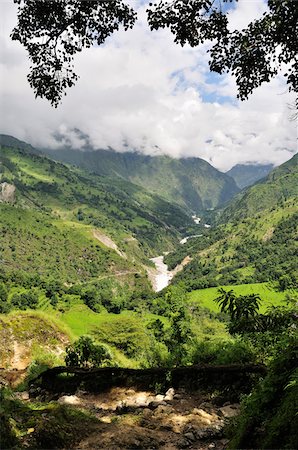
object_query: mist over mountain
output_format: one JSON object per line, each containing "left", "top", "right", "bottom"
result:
{"left": 44, "top": 147, "right": 239, "bottom": 213}
{"left": 227, "top": 163, "right": 274, "bottom": 189}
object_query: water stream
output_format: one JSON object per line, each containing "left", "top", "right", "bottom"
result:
{"left": 150, "top": 256, "right": 173, "bottom": 292}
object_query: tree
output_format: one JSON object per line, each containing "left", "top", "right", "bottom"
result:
{"left": 65, "top": 336, "right": 113, "bottom": 368}
{"left": 0, "top": 282, "right": 10, "bottom": 314}
{"left": 147, "top": 0, "right": 298, "bottom": 101}
{"left": 11, "top": 0, "right": 298, "bottom": 107}
{"left": 214, "top": 288, "right": 236, "bottom": 318}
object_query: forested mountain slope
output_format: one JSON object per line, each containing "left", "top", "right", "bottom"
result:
{"left": 44, "top": 147, "right": 239, "bottom": 212}
{"left": 0, "top": 140, "right": 192, "bottom": 285}
{"left": 226, "top": 163, "right": 274, "bottom": 189}
{"left": 166, "top": 154, "right": 298, "bottom": 290}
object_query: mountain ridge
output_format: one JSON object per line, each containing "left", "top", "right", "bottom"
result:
{"left": 226, "top": 163, "right": 274, "bottom": 189}
{"left": 43, "top": 146, "right": 239, "bottom": 213}
{"left": 165, "top": 153, "right": 298, "bottom": 289}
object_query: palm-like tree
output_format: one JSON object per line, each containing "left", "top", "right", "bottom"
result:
{"left": 234, "top": 294, "right": 261, "bottom": 320}
{"left": 214, "top": 288, "right": 237, "bottom": 318}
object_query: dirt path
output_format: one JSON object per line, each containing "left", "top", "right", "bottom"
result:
{"left": 11, "top": 341, "right": 30, "bottom": 370}
{"left": 57, "top": 387, "right": 239, "bottom": 449}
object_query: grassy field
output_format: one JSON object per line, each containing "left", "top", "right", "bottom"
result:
{"left": 188, "top": 282, "right": 289, "bottom": 313}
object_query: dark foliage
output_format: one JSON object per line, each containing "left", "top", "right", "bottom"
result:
{"left": 11, "top": 1, "right": 298, "bottom": 105}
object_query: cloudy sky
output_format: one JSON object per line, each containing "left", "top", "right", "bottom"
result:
{"left": 0, "top": 0, "right": 297, "bottom": 171}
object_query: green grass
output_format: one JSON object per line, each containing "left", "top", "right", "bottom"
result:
{"left": 60, "top": 303, "right": 166, "bottom": 337}
{"left": 188, "top": 282, "right": 288, "bottom": 313}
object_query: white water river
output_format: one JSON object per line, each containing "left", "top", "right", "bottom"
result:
{"left": 150, "top": 256, "right": 173, "bottom": 292}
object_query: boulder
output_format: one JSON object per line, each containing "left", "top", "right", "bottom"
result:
{"left": 219, "top": 404, "right": 240, "bottom": 418}
{"left": 58, "top": 395, "right": 80, "bottom": 405}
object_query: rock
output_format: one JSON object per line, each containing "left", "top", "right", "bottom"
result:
{"left": 155, "top": 394, "right": 165, "bottom": 402}
{"left": 154, "top": 404, "right": 173, "bottom": 416}
{"left": 100, "top": 416, "right": 112, "bottom": 424}
{"left": 193, "top": 408, "right": 214, "bottom": 421}
{"left": 208, "top": 443, "right": 216, "bottom": 448}
{"left": 219, "top": 404, "right": 240, "bottom": 418}
{"left": 184, "top": 432, "right": 195, "bottom": 442}
{"left": 58, "top": 395, "right": 80, "bottom": 405}
{"left": 164, "top": 387, "right": 175, "bottom": 401}
{"left": 15, "top": 391, "right": 29, "bottom": 401}
{"left": 142, "top": 408, "right": 152, "bottom": 418}
{"left": 199, "top": 401, "right": 214, "bottom": 411}
{"left": 150, "top": 400, "right": 168, "bottom": 409}
{"left": 174, "top": 393, "right": 182, "bottom": 399}
{"left": 76, "top": 389, "right": 88, "bottom": 396}
{"left": 178, "top": 438, "right": 191, "bottom": 448}
{"left": 135, "top": 393, "right": 150, "bottom": 407}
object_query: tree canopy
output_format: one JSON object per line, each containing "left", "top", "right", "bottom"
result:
{"left": 11, "top": 0, "right": 298, "bottom": 106}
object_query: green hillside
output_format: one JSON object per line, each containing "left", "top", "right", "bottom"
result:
{"left": 226, "top": 163, "right": 274, "bottom": 189}
{"left": 166, "top": 154, "right": 298, "bottom": 290}
{"left": 221, "top": 154, "right": 298, "bottom": 222}
{"left": 0, "top": 142, "right": 193, "bottom": 285}
{"left": 44, "top": 147, "right": 239, "bottom": 212}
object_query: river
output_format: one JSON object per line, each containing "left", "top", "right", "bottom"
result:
{"left": 150, "top": 256, "right": 173, "bottom": 292}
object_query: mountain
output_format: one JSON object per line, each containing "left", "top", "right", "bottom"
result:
{"left": 44, "top": 147, "right": 239, "bottom": 212}
{"left": 221, "top": 154, "right": 297, "bottom": 222}
{"left": 165, "top": 154, "right": 298, "bottom": 289}
{"left": 0, "top": 138, "right": 192, "bottom": 285}
{"left": 227, "top": 163, "right": 274, "bottom": 189}
{"left": 0, "top": 134, "right": 41, "bottom": 155}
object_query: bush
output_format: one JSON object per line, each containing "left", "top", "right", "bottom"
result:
{"left": 191, "top": 339, "right": 257, "bottom": 365}
{"left": 65, "top": 336, "right": 113, "bottom": 368}
{"left": 11, "top": 290, "right": 39, "bottom": 310}
{"left": 229, "top": 341, "right": 298, "bottom": 449}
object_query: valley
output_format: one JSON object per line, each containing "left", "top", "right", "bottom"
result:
{"left": 0, "top": 136, "right": 297, "bottom": 450}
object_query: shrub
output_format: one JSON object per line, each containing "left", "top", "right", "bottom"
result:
{"left": 65, "top": 336, "right": 113, "bottom": 368}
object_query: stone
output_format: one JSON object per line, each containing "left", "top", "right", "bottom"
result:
{"left": 178, "top": 438, "right": 190, "bottom": 448}
{"left": 15, "top": 391, "right": 29, "bottom": 401}
{"left": 142, "top": 408, "right": 152, "bottom": 418}
{"left": 219, "top": 405, "right": 240, "bottom": 418}
{"left": 154, "top": 404, "right": 173, "bottom": 415}
{"left": 135, "top": 393, "right": 150, "bottom": 407}
{"left": 184, "top": 432, "right": 195, "bottom": 442}
{"left": 58, "top": 395, "right": 80, "bottom": 405}
{"left": 164, "top": 387, "right": 175, "bottom": 401}
{"left": 155, "top": 394, "right": 165, "bottom": 402}
{"left": 193, "top": 408, "right": 214, "bottom": 421}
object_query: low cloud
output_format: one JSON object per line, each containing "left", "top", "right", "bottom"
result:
{"left": 0, "top": 0, "right": 296, "bottom": 171}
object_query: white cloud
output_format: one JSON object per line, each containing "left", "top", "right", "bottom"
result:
{"left": 0, "top": 0, "right": 296, "bottom": 171}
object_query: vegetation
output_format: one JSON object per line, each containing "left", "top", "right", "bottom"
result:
{"left": 0, "top": 388, "right": 98, "bottom": 449}
{"left": 45, "top": 146, "right": 239, "bottom": 212}
{"left": 0, "top": 135, "right": 297, "bottom": 448}
{"left": 226, "top": 163, "right": 274, "bottom": 190}
{"left": 215, "top": 290, "right": 298, "bottom": 449}
{"left": 166, "top": 154, "right": 298, "bottom": 289}
{"left": 65, "top": 336, "right": 113, "bottom": 368}
{"left": 12, "top": 1, "right": 298, "bottom": 105}
{"left": 0, "top": 142, "right": 193, "bottom": 289}
{"left": 230, "top": 342, "right": 298, "bottom": 449}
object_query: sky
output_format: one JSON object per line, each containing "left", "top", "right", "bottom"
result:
{"left": 0, "top": 0, "right": 297, "bottom": 171}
